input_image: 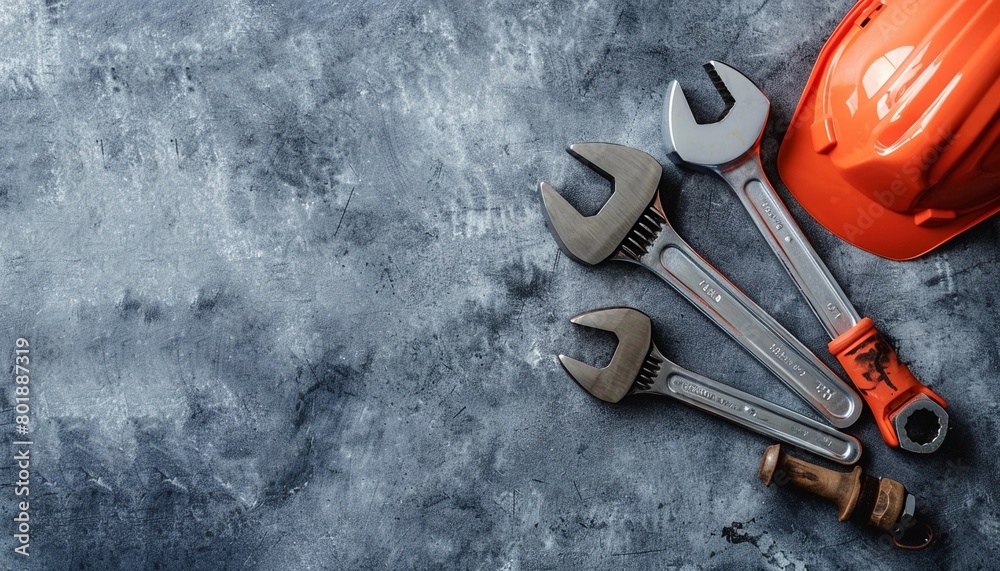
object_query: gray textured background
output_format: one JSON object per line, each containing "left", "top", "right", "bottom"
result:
{"left": 1, "top": 0, "right": 998, "bottom": 569}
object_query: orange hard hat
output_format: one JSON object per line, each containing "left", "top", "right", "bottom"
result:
{"left": 778, "top": 0, "right": 1000, "bottom": 260}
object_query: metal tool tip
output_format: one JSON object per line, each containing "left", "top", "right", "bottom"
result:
{"left": 566, "top": 142, "right": 600, "bottom": 164}
{"left": 570, "top": 307, "right": 650, "bottom": 335}
{"left": 558, "top": 354, "right": 600, "bottom": 385}
{"left": 568, "top": 309, "right": 610, "bottom": 329}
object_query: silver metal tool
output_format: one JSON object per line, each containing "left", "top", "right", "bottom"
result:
{"left": 561, "top": 307, "right": 862, "bottom": 464}
{"left": 662, "top": 61, "right": 948, "bottom": 453}
{"left": 539, "top": 143, "right": 861, "bottom": 428}
{"left": 662, "top": 61, "right": 859, "bottom": 338}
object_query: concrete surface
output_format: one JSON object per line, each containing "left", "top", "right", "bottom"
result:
{"left": 0, "top": 0, "right": 997, "bottom": 569}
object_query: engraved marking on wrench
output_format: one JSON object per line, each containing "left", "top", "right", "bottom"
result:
{"left": 698, "top": 280, "right": 723, "bottom": 303}
{"left": 785, "top": 424, "right": 833, "bottom": 448}
{"left": 769, "top": 343, "right": 807, "bottom": 378}
{"left": 678, "top": 380, "right": 740, "bottom": 411}
{"left": 764, "top": 197, "right": 847, "bottom": 321}
{"left": 759, "top": 198, "right": 785, "bottom": 233}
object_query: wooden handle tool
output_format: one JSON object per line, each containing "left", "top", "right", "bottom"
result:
{"left": 758, "top": 444, "right": 932, "bottom": 548}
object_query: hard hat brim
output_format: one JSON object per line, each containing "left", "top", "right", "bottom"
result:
{"left": 779, "top": 109, "right": 1000, "bottom": 261}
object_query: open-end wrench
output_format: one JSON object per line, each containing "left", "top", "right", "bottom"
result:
{"left": 662, "top": 61, "right": 948, "bottom": 453}
{"left": 539, "top": 143, "right": 862, "bottom": 428}
{"left": 560, "top": 307, "right": 862, "bottom": 464}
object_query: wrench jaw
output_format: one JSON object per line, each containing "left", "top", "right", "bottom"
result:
{"left": 558, "top": 308, "right": 655, "bottom": 403}
{"left": 539, "top": 143, "right": 663, "bottom": 266}
{"left": 892, "top": 395, "right": 949, "bottom": 454}
{"left": 662, "top": 61, "right": 770, "bottom": 172}
{"left": 539, "top": 182, "right": 611, "bottom": 265}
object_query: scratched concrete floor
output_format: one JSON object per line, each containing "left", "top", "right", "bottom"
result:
{"left": 0, "top": 0, "right": 998, "bottom": 569}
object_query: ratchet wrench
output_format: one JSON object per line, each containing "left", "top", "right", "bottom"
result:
{"left": 539, "top": 142, "right": 861, "bottom": 427}
{"left": 663, "top": 61, "right": 948, "bottom": 452}
{"left": 560, "top": 307, "right": 862, "bottom": 464}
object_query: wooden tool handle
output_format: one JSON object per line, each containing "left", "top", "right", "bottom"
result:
{"left": 759, "top": 444, "right": 862, "bottom": 521}
{"left": 759, "top": 444, "right": 909, "bottom": 533}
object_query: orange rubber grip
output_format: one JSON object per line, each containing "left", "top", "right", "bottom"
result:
{"left": 829, "top": 317, "right": 947, "bottom": 448}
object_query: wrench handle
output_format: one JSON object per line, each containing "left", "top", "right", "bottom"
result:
{"left": 643, "top": 233, "right": 861, "bottom": 428}
{"left": 829, "top": 318, "right": 948, "bottom": 448}
{"left": 719, "top": 158, "right": 948, "bottom": 450}
{"left": 657, "top": 363, "right": 862, "bottom": 464}
{"left": 721, "top": 158, "right": 860, "bottom": 339}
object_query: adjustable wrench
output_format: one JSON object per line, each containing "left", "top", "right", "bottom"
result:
{"left": 539, "top": 143, "right": 861, "bottom": 427}
{"left": 560, "top": 307, "right": 862, "bottom": 464}
{"left": 662, "top": 61, "right": 948, "bottom": 453}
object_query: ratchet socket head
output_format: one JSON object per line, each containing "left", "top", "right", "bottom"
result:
{"left": 829, "top": 317, "right": 949, "bottom": 453}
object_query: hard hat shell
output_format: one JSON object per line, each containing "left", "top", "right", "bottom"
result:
{"left": 778, "top": 0, "right": 1000, "bottom": 260}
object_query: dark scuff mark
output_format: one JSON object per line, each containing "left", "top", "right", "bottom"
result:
{"left": 260, "top": 116, "right": 350, "bottom": 201}
{"left": 118, "top": 290, "right": 142, "bottom": 317}
{"left": 263, "top": 437, "right": 314, "bottom": 502}
{"left": 293, "top": 347, "right": 374, "bottom": 429}
{"left": 722, "top": 519, "right": 759, "bottom": 546}
{"left": 494, "top": 260, "right": 553, "bottom": 301}
{"left": 143, "top": 302, "right": 162, "bottom": 323}
{"left": 116, "top": 290, "right": 163, "bottom": 323}
{"left": 334, "top": 186, "right": 356, "bottom": 237}
{"left": 192, "top": 285, "right": 233, "bottom": 319}
{"left": 460, "top": 299, "right": 511, "bottom": 363}
{"left": 45, "top": 0, "right": 63, "bottom": 25}
{"left": 844, "top": 334, "right": 898, "bottom": 391}
{"left": 0, "top": 184, "right": 12, "bottom": 208}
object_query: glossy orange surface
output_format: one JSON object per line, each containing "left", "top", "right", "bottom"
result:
{"left": 778, "top": 0, "right": 1000, "bottom": 260}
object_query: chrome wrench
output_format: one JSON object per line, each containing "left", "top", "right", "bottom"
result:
{"left": 663, "top": 61, "right": 948, "bottom": 452}
{"left": 539, "top": 142, "right": 861, "bottom": 427}
{"left": 560, "top": 307, "right": 862, "bottom": 464}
